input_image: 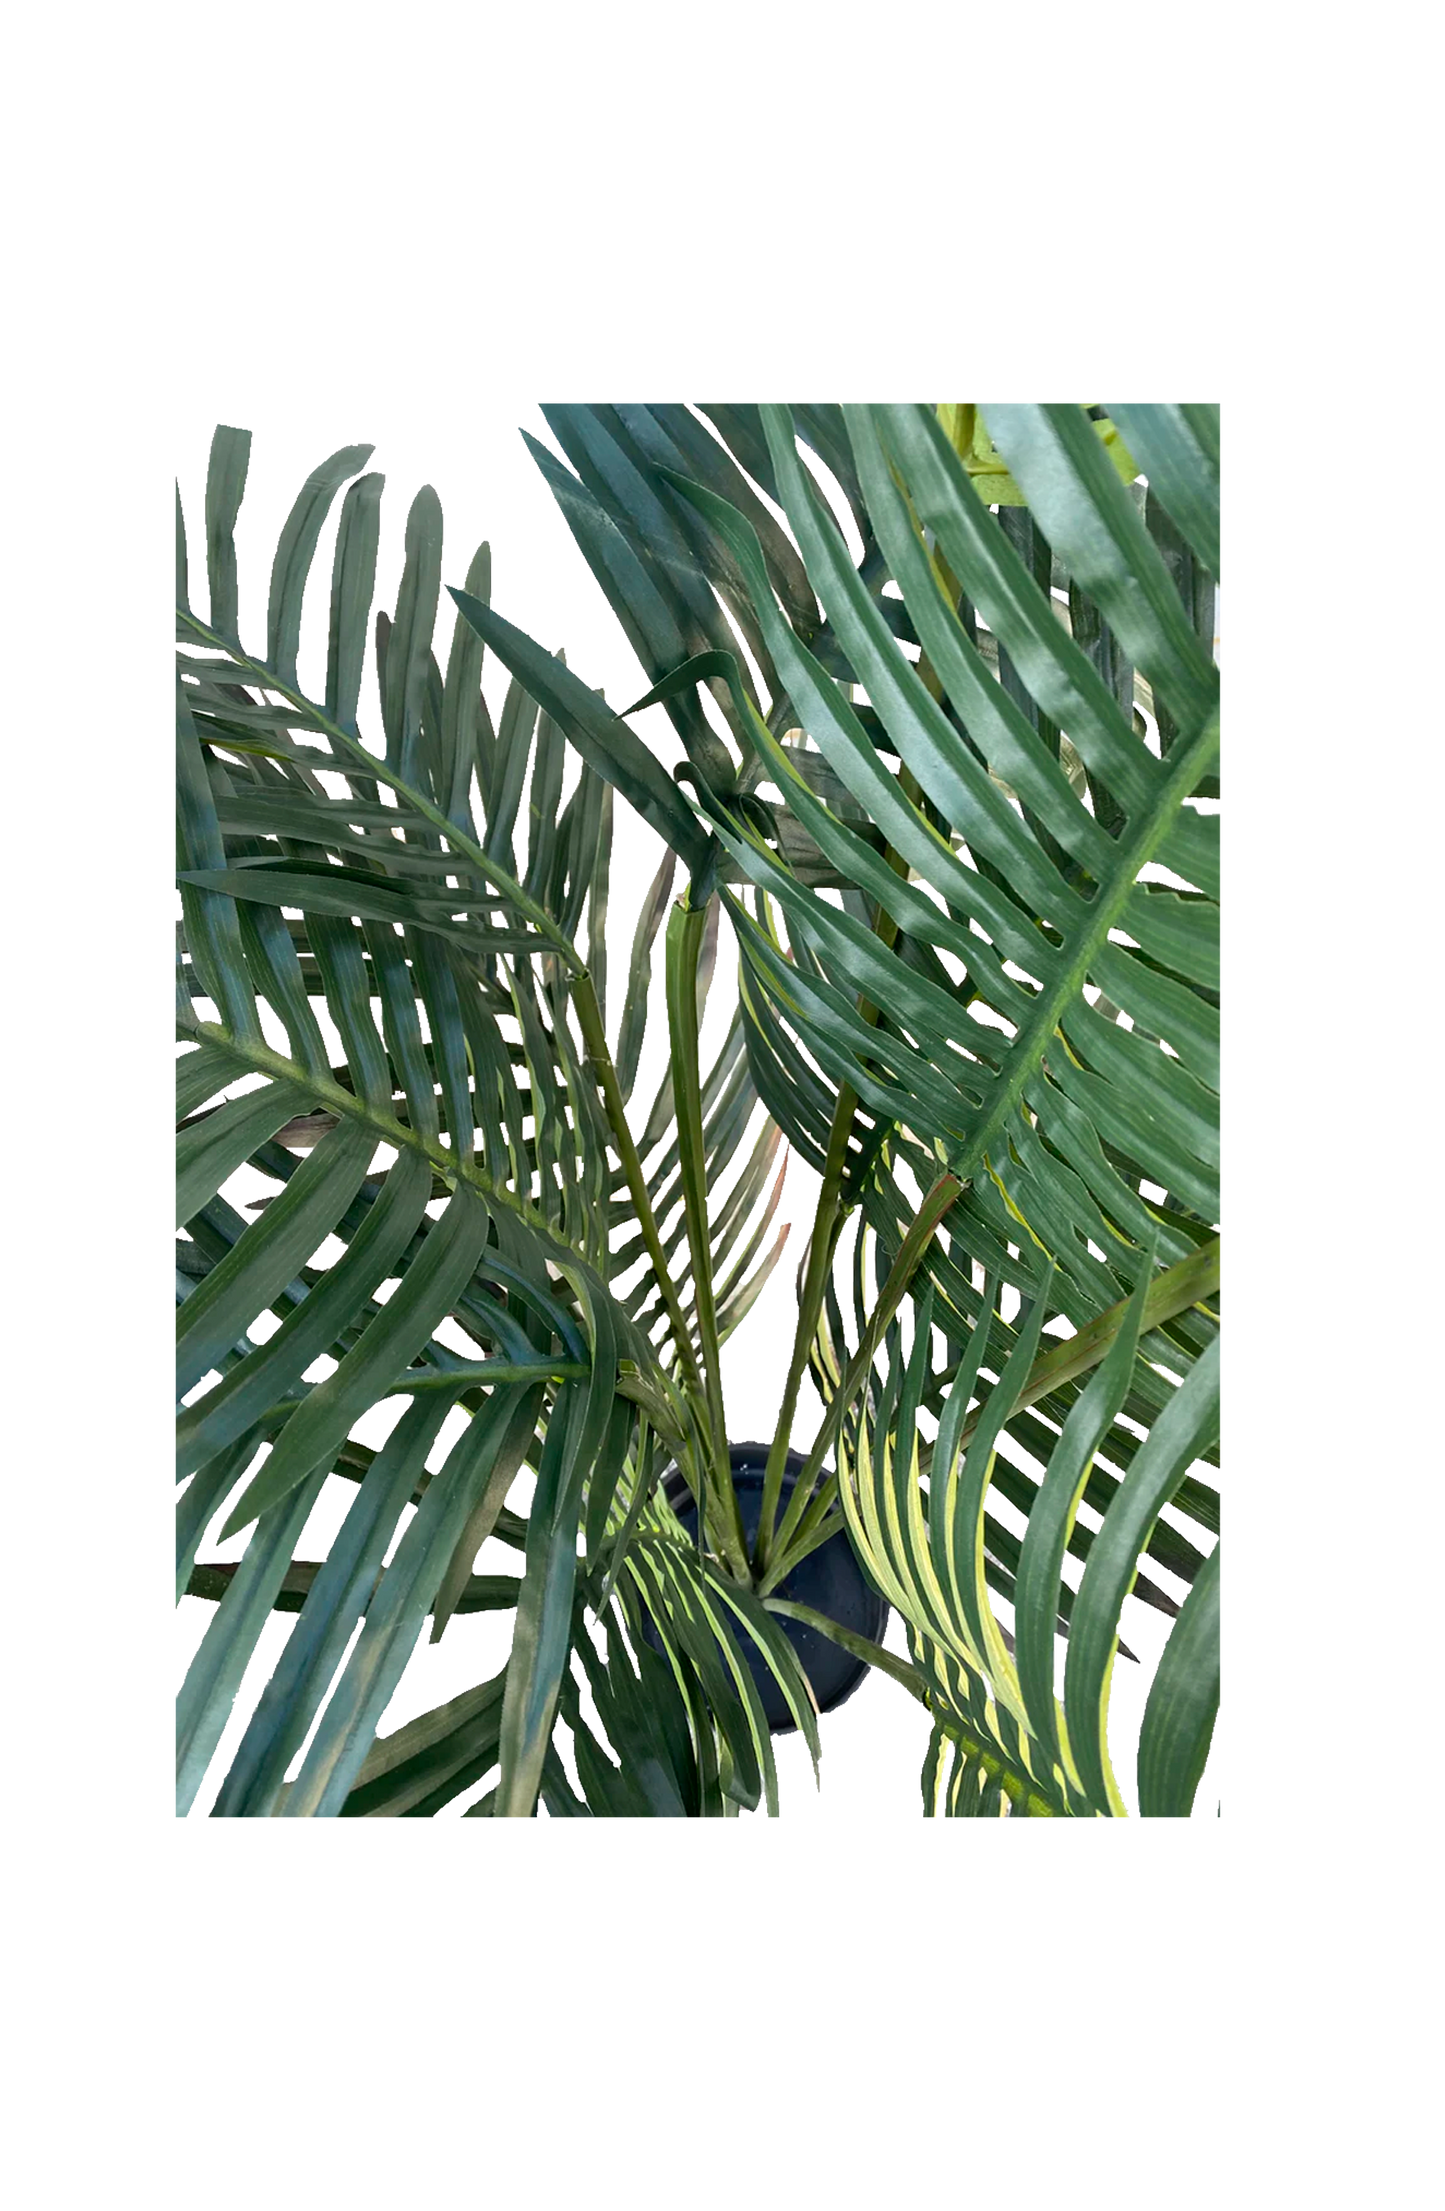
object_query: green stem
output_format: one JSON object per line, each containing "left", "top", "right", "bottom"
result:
{"left": 753, "top": 750, "right": 921, "bottom": 1580}
{"left": 370, "top": 1360, "right": 589, "bottom": 1392}
{"left": 764, "top": 1598, "right": 929, "bottom": 1702}
{"left": 752, "top": 1082, "right": 857, "bottom": 1578}
{"left": 664, "top": 898, "right": 748, "bottom": 1575}
{"left": 570, "top": 968, "right": 742, "bottom": 1574}
{"left": 179, "top": 1012, "right": 570, "bottom": 1254}
{"left": 924, "top": 1234, "right": 1221, "bottom": 1469}
{"left": 572, "top": 971, "right": 708, "bottom": 1409}
{"left": 756, "top": 1500, "right": 844, "bottom": 1594}
{"left": 762, "top": 1172, "right": 962, "bottom": 1586}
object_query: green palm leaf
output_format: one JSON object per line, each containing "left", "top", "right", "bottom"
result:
{"left": 469, "top": 400, "right": 1220, "bottom": 1816}
{"left": 178, "top": 407, "right": 1221, "bottom": 1816}
{"left": 176, "top": 428, "right": 808, "bottom": 1817}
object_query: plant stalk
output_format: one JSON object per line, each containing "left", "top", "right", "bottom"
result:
{"left": 761, "top": 1171, "right": 962, "bottom": 1590}
{"left": 752, "top": 751, "right": 921, "bottom": 1580}
{"left": 664, "top": 898, "right": 749, "bottom": 1575}
{"left": 571, "top": 969, "right": 707, "bottom": 1410}
{"left": 751, "top": 1081, "right": 858, "bottom": 1578}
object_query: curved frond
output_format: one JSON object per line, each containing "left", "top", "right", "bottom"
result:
{"left": 471, "top": 401, "right": 1221, "bottom": 1815}
{"left": 175, "top": 430, "right": 784, "bottom": 1817}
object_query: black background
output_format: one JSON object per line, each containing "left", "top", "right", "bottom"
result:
{"left": 177, "top": 406, "right": 1219, "bottom": 1821}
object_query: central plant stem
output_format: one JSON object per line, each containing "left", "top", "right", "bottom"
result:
{"left": 753, "top": 761, "right": 923, "bottom": 1581}
{"left": 663, "top": 896, "right": 750, "bottom": 1577}
{"left": 570, "top": 919, "right": 746, "bottom": 1591}
{"left": 751, "top": 1081, "right": 858, "bottom": 1581}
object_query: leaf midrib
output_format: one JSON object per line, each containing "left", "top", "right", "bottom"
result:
{"left": 177, "top": 1010, "right": 607, "bottom": 1297}
{"left": 946, "top": 709, "right": 1220, "bottom": 1192}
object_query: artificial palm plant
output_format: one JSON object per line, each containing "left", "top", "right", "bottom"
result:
{"left": 176, "top": 402, "right": 1220, "bottom": 1818}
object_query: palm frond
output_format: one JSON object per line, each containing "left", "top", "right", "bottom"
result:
{"left": 176, "top": 429, "right": 793, "bottom": 1817}
{"left": 465, "top": 401, "right": 1221, "bottom": 1815}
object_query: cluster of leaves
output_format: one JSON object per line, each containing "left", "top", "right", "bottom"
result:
{"left": 175, "top": 431, "right": 806, "bottom": 1817}
{"left": 176, "top": 401, "right": 1220, "bottom": 1818}
{"left": 463, "top": 403, "right": 1221, "bottom": 1817}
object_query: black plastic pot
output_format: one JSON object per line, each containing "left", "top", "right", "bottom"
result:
{"left": 642, "top": 1443, "right": 889, "bottom": 1735}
